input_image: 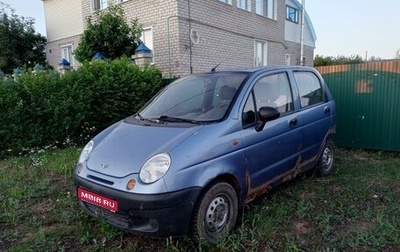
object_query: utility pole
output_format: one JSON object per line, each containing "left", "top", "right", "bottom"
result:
{"left": 300, "top": 0, "right": 305, "bottom": 66}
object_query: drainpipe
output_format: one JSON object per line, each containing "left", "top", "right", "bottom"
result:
{"left": 167, "top": 15, "right": 179, "bottom": 78}
{"left": 188, "top": 0, "right": 193, "bottom": 74}
{"left": 300, "top": 0, "right": 305, "bottom": 66}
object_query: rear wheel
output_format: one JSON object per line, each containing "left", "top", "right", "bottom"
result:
{"left": 316, "top": 139, "right": 335, "bottom": 177}
{"left": 192, "top": 182, "right": 238, "bottom": 244}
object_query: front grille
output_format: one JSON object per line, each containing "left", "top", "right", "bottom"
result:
{"left": 87, "top": 175, "right": 114, "bottom": 185}
{"left": 84, "top": 202, "right": 129, "bottom": 228}
{"left": 80, "top": 201, "right": 159, "bottom": 233}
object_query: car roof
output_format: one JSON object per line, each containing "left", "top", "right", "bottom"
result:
{"left": 198, "top": 65, "right": 316, "bottom": 75}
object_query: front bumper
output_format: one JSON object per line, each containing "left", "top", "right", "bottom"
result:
{"left": 74, "top": 174, "right": 202, "bottom": 236}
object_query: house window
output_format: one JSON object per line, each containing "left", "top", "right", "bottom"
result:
{"left": 61, "top": 44, "right": 74, "bottom": 67}
{"left": 140, "top": 27, "right": 154, "bottom": 63}
{"left": 286, "top": 5, "right": 299, "bottom": 23}
{"left": 140, "top": 27, "right": 153, "bottom": 51}
{"left": 285, "top": 54, "right": 291, "bottom": 66}
{"left": 92, "top": 0, "right": 108, "bottom": 11}
{"left": 219, "top": 0, "right": 232, "bottom": 4}
{"left": 256, "top": 0, "right": 276, "bottom": 19}
{"left": 237, "top": 0, "right": 251, "bottom": 11}
{"left": 254, "top": 41, "right": 267, "bottom": 66}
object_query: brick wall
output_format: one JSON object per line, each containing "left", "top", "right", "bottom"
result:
{"left": 45, "top": 0, "right": 314, "bottom": 76}
{"left": 46, "top": 35, "right": 82, "bottom": 69}
{"left": 285, "top": 41, "right": 314, "bottom": 66}
{"left": 175, "top": 0, "right": 288, "bottom": 76}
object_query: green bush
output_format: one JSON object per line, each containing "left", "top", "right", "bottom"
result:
{"left": 0, "top": 72, "right": 65, "bottom": 154}
{"left": 0, "top": 59, "right": 164, "bottom": 157}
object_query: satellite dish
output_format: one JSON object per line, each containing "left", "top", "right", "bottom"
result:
{"left": 190, "top": 28, "right": 200, "bottom": 45}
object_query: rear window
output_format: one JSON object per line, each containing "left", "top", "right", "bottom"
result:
{"left": 294, "top": 71, "right": 324, "bottom": 107}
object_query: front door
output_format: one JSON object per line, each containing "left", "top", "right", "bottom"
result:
{"left": 240, "top": 72, "right": 302, "bottom": 195}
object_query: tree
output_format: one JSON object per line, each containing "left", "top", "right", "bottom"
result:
{"left": 368, "top": 56, "right": 382, "bottom": 62}
{"left": 314, "top": 54, "right": 364, "bottom": 67}
{"left": 0, "top": 2, "right": 46, "bottom": 74}
{"left": 313, "top": 55, "right": 334, "bottom": 67}
{"left": 75, "top": 5, "right": 142, "bottom": 62}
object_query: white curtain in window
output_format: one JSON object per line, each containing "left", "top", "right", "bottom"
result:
{"left": 140, "top": 28, "right": 153, "bottom": 50}
{"left": 255, "top": 41, "right": 267, "bottom": 66}
{"left": 61, "top": 45, "right": 74, "bottom": 66}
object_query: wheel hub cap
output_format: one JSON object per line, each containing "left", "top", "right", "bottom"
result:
{"left": 322, "top": 147, "right": 332, "bottom": 169}
{"left": 205, "top": 196, "right": 229, "bottom": 233}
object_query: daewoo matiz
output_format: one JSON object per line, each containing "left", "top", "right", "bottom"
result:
{"left": 74, "top": 66, "right": 336, "bottom": 243}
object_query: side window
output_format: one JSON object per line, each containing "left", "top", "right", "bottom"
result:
{"left": 242, "top": 72, "right": 293, "bottom": 127}
{"left": 294, "top": 72, "right": 324, "bottom": 107}
{"left": 253, "top": 72, "right": 294, "bottom": 114}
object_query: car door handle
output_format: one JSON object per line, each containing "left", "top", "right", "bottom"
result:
{"left": 324, "top": 107, "right": 331, "bottom": 114}
{"left": 289, "top": 118, "right": 298, "bottom": 126}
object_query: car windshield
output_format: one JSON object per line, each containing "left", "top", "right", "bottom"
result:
{"left": 138, "top": 72, "right": 249, "bottom": 122}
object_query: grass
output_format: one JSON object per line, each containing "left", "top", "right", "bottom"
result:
{"left": 1, "top": 147, "right": 400, "bottom": 251}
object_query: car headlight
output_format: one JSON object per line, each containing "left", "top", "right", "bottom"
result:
{"left": 78, "top": 140, "right": 94, "bottom": 163}
{"left": 139, "top": 153, "right": 171, "bottom": 184}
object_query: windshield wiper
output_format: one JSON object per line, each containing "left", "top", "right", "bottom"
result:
{"left": 158, "top": 115, "right": 201, "bottom": 124}
{"left": 136, "top": 113, "right": 144, "bottom": 119}
{"left": 135, "top": 113, "right": 162, "bottom": 124}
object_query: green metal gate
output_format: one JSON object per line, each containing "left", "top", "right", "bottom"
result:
{"left": 316, "top": 60, "right": 400, "bottom": 151}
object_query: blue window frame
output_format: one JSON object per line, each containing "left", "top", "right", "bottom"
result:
{"left": 286, "top": 5, "right": 299, "bottom": 23}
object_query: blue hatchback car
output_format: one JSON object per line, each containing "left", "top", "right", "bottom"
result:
{"left": 74, "top": 66, "right": 336, "bottom": 243}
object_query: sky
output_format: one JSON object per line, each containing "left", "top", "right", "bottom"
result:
{"left": 1, "top": 0, "right": 399, "bottom": 60}
{"left": 306, "top": 0, "right": 400, "bottom": 59}
{"left": 0, "top": 0, "right": 46, "bottom": 36}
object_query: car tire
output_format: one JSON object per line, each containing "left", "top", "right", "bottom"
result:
{"left": 192, "top": 182, "right": 238, "bottom": 244}
{"left": 316, "top": 138, "right": 335, "bottom": 177}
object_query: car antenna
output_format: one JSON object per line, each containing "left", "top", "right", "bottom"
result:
{"left": 211, "top": 63, "right": 221, "bottom": 72}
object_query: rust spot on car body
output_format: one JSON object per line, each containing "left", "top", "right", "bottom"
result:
{"left": 244, "top": 132, "right": 335, "bottom": 203}
{"left": 244, "top": 154, "right": 318, "bottom": 203}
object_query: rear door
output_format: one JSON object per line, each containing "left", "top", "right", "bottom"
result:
{"left": 240, "top": 71, "right": 302, "bottom": 192}
{"left": 292, "top": 70, "right": 335, "bottom": 169}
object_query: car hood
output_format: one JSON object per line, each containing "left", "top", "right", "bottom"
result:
{"left": 86, "top": 121, "right": 202, "bottom": 178}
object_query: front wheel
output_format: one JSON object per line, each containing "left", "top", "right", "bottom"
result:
{"left": 192, "top": 182, "right": 238, "bottom": 244}
{"left": 316, "top": 139, "right": 335, "bottom": 177}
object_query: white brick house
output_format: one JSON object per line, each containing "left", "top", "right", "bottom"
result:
{"left": 42, "top": 0, "right": 316, "bottom": 77}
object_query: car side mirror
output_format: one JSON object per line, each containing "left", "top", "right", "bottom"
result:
{"left": 255, "top": 106, "right": 280, "bottom": 132}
